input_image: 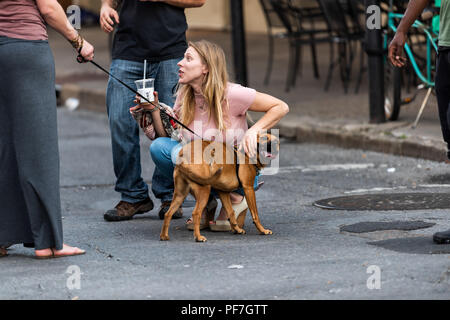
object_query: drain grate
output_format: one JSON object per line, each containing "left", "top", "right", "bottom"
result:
{"left": 314, "top": 193, "right": 450, "bottom": 211}
{"left": 340, "top": 221, "right": 435, "bottom": 233}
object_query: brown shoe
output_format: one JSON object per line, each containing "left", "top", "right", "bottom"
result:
{"left": 158, "top": 201, "right": 183, "bottom": 220}
{"left": 104, "top": 198, "right": 154, "bottom": 222}
{"left": 0, "top": 247, "right": 8, "bottom": 257}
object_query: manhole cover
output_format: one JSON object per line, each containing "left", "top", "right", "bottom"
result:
{"left": 314, "top": 193, "right": 450, "bottom": 211}
{"left": 368, "top": 237, "right": 450, "bottom": 254}
{"left": 340, "top": 221, "right": 435, "bottom": 233}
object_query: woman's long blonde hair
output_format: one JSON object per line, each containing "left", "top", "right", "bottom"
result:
{"left": 176, "top": 40, "right": 229, "bottom": 131}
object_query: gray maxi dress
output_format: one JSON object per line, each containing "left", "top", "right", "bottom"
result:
{"left": 0, "top": 5, "right": 64, "bottom": 250}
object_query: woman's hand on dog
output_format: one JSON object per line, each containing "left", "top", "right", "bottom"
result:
{"left": 239, "top": 127, "right": 258, "bottom": 159}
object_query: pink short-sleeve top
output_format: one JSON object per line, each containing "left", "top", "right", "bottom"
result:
{"left": 173, "top": 82, "right": 256, "bottom": 146}
{"left": 0, "top": 0, "right": 48, "bottom": 41}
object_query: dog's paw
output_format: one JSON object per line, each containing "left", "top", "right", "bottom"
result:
{"left": 260, "top": 229, "right": 273, "bottom": 235}
{"left": 195, "top": 236, "right": 207, "bottom": 242}
{"left": 233, "top": 228, "right": 246, "bottom": 235}
{"left": 160, "top": 234, "right": 170, "bottom": 241}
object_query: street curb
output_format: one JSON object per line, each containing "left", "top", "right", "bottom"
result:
{"left": 278, "top": 119, "right": 447, "bottom": 162}
{"left": 61, "top": 84, "right": 447, "bottom": 163}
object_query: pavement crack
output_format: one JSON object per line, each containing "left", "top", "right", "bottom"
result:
{"left": 85, "top": 244, "right": 115, "bottom": 260}
{"left": 84, "top": 244, "right": 147, "bottom": 267}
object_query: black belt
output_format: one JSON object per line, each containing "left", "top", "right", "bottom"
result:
{"left": 438, "top": 46, "right": 450, "bottom": 52}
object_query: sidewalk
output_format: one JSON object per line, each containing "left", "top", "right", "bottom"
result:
{"left": 50, "top": 26, "right": 447, "bottom": 162}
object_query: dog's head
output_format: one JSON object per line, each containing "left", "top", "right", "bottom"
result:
{"left": 256, "top": 131, "right": 280, "bottom": 166}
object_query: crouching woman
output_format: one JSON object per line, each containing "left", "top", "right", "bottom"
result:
{"left": 132, "top": 40, "right": 289, "bottom": 231}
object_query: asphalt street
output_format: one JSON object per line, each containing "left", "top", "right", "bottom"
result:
{"left": 1, "top": 107, "right": 450, "bottom": 300}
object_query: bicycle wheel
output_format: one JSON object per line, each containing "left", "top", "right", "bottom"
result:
{"left": 384, "top": 60, "right": 402, "bottom": 121}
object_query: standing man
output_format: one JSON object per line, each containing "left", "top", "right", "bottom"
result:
{"left": 389, "top": 0, "right": 450, "bottom": 244}
{"left": 100, "top": 0, "right": 206, "bottom": 222}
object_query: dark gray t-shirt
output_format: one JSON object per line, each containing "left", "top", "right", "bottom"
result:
{"left": 112, "top": 0, "right": 188, "bottom": 62}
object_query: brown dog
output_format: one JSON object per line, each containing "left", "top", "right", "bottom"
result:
{"left": 159, "top": 132, "right": 280, "bottom": 242}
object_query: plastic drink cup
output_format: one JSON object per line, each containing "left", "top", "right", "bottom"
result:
{"left": 135, "top": 78, "right": 155, "bottom": 104}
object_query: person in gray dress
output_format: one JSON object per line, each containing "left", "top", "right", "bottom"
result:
{"left": 0, "top": 0, "right": 94, "bottom": 258}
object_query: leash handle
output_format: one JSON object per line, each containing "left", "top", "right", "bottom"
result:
{"left": 76, "top": 54, "right": 86, "bottom": 63}
{"left": 76, "top": 47, "right": 87, "bottom": 64}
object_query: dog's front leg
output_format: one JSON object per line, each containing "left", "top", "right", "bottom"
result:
{"left": 243, "top": 187, "right": 273, "bottom": 235}
{"left": 160, "top": 170, "right": 190, "bottom": 241}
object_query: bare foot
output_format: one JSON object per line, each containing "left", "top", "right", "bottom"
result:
{"left": 35, "top": 244, "right": 85, "bottom": 258}
{"left": 53, "top": 244, "right": 85, "bottom": 257}
{"left": 35, "top": 248, "right": 53, "bottom": 258}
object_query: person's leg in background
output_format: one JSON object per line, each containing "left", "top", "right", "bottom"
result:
{"left": 148, "top": 57, "right": 183, "bottom": 219}
{"left": 104, "top": 59, "right": 154, "bottom": 222}
{"left": 433, "top": 49, "right": 450, "bottom": 244}
{"left": 436, "top": 50, "right": 450, "bottom": 159}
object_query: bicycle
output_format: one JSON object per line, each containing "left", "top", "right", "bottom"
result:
{"left": 382, "top": 0, "right": 439, "bottom": 125}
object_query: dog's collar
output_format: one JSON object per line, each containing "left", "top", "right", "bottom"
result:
{"left": 233, "top": 146, "right": 263, "bottom": 175}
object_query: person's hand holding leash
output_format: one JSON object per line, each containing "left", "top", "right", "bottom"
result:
{"left": 71, "top": 33, "right": 94, "bottom": 63}
{"left": 388, "top": 32, "right": 408, "bottom": 68}
{"left": 79, "top": 39, "right": 94, "bottom": 62}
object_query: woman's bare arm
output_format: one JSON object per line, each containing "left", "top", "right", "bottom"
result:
{"left": 240, "top": 92, "right": 289, "bottom": 157}
{"left": 36, "top": 0, "right": 94, "bottom": 60}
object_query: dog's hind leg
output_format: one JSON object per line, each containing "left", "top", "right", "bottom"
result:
{"left": 160, "top": 169, "right": 190, "bottom": 241}
{"left": 243, "top": 187, "right": 272, "bottom": 235}
{"left": 189, "top": 182, "right": 211, "bottom": 242}
{"left": 217, "top": 191, "right": 245, "bottom": 235}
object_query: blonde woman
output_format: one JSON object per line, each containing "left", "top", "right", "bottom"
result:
{"left": 134, "top": 40, "right": 289, "bottom": 230}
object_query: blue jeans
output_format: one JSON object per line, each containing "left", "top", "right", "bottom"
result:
{"left": 106, "top": 58, "right": 180, "bottom": 203}
{"left": 149, "top": 137, "right": 260, "bottom": 197}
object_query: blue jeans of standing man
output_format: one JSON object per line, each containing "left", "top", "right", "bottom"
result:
{"left": 106, "top": 58, "right": 180, "bottom": 204}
